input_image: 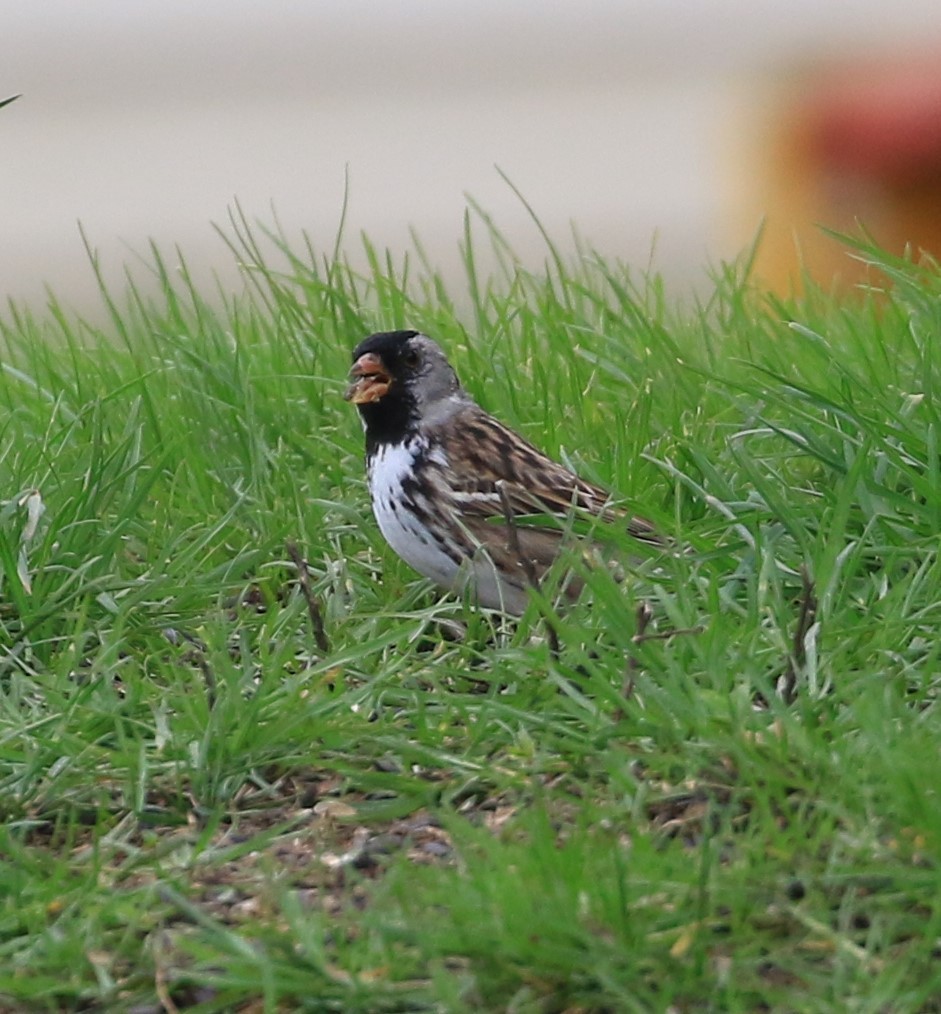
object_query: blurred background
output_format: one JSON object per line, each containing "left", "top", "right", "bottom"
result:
{"left": 3, "top": 0, "right": 941, "bottom": 316}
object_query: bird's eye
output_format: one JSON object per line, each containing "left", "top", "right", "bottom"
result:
{"left": 403, "top": 349, "right": 420, "bottom": 368}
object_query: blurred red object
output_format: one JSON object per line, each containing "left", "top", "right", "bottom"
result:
{"left": 808, "top": 59, "right": 941, "bottom": 184}
{"left": 747, "top": 52, "right": 941, "bottom": 291}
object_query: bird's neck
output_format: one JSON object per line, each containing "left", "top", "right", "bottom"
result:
{"left": 359, "top": 395, "right": 418, "bottom": 453}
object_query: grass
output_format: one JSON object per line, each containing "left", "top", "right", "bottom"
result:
{"left": 1, "top": 207, "right": 940, "bottom": 1012}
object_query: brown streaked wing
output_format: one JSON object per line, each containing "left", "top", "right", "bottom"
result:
{"left": 435, "top": 404, "right": 660, "bottom": 545}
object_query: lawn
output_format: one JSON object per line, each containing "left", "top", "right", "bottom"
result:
{"left": 1, "top": 210, "right": 940, "bottom": 1012}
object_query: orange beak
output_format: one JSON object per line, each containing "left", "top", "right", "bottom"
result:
{"left": 344, "top": 352, "right": 392, "bottom": 404}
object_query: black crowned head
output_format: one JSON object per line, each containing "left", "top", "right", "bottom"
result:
{"left": 344, "top": 330, "right": 464, "bottom": 444}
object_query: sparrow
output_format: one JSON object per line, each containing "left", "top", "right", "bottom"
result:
{"left": 344, "top": 329, "right": 660, "bottom": 614}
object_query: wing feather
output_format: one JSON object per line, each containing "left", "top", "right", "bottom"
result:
{"left": 434, "top": 404, "right": 660, "bottom": 544}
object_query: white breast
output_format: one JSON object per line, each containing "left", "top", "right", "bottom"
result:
{"left": 367, "top": 439, "right": 464, "bottom": 589}
{"left": 366, "top": 438, "right": 530, "bottom": 613}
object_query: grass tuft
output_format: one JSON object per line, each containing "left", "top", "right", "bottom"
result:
{"left": 0, "top": 212, "right": 940, "bottom": 1008}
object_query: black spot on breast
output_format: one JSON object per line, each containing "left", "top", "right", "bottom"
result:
{"left": 400, "top": 473, "right": 422, "bottom": 499}
{"left": 405, "top": 496, "right": 432, "bottom": 526}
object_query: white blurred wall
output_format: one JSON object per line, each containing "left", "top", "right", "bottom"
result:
{"left": 3, "top": 0, "right": 941, "bottom": 315}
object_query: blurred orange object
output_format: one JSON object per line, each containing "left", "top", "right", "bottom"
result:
{"left": 748, "top": 53, "right": 941, "bottom": 291}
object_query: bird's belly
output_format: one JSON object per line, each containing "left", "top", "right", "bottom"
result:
{"left": 375, "top": 499, "right": 527, "bottom": 612}
{"left": 372, "top": 493, "right": 464, "bottom": 589}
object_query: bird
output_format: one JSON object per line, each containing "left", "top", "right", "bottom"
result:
{"left": 344, "top": 329, "right": 660, "bottom": 615}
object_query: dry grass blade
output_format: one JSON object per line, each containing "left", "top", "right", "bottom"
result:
{"left": 287, "top": 540, "right": 330, "bottom": 656}
{"left": 780, "top": 566, "right": 818, "bottom": 704}
{"left": 496, "top": 480, "right": 561, "bottom": 656}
